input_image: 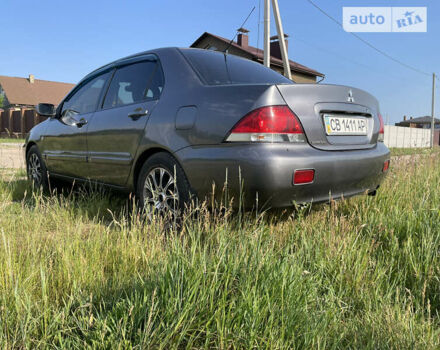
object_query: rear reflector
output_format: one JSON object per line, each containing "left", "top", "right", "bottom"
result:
{"left": 378, "top": 113, "right": 384, "bottom": 142}
{"left": 293, "top": 169, "right": 315, "bottom": 185}
{"left": 225, "top": 105, "right": 306, "bottom": 143}
{"left": 383, "top": 160, "right": 390, "bottom": 172}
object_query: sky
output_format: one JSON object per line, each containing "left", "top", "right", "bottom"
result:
{"left": 1, "top": 0, "right": 438, "bottom": 124}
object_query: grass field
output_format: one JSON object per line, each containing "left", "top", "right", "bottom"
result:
{"left": 0, "top": 138, "right": 25, "bottom": 144}
{"left": 0, "top": 154, "right": 439, "bottom": 348}
{"left": 390, "top": 147, "right": 440, "bottom": 157}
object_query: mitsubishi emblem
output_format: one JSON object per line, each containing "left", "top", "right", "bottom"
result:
{"left": 347, "top": 90, "right": 355, "bottom": 103}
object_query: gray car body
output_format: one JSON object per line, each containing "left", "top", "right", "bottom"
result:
{"left": 25, "top": 47, "right": 390, "bottom": 208}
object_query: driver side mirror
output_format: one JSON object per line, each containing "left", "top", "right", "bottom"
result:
{"left": 36, "top": 103, "right": 56, "bottom": 117}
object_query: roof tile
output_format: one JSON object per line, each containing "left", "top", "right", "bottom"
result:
{"left": 191, "top": 32, "right": 324, "bottom": 77}
{"left": 0, "top": 75, "right": 74, "bottom": 106}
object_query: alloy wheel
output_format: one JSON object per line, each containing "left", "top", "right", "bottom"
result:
{"left": 28, "top": 153, "right": 42, "bottom": 185}
{"left": 143, "top": 167, "right": 180, "bottom": 216}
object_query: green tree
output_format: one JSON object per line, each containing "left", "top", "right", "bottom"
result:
{"left": 0, "top": 92, "right": 4, "bottom": 108}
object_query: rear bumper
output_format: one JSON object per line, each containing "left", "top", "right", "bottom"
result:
{"left": 175, "top": 142, "right": 390, "bottom": 209}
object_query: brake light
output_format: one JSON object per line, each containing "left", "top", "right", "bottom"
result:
{"left": 383, "top": 160, "right": 390, "bottom": 172}
{"left": 293, "top": 169, "right": 315, "bottom": 184}
{"left": 378, "top": 113, "right": 384, "bottom": 142}
{"left": 225, "top": 105, "right": 306, "bottom": 143}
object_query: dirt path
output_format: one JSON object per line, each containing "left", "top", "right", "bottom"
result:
{"left": 0, "top": 143, "right": 25, "bottom": 169}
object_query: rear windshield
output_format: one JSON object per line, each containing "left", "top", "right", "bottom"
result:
{"left": 180, "top": 48, "right": 294, "bottom": 85}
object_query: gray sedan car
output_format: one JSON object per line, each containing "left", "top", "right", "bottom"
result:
{"left": 26, "top": 47, "right": 390, "bottom": 213}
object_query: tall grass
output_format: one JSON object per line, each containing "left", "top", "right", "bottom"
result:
{"left": 0, "top": 138, "right": 25, "bottom": 144}
{"left": 0, "top": 154, "right": 439, "bottom": 349}
{"left": 390, "top": 147, "right": 440, "bottom": 157}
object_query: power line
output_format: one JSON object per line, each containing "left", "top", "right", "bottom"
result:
{"left": 294, "top": 36, "right": 429, "bottom": 88}
{"left": 224, "top": 6, "right": 256, "bottom": 53}
{"left": 257, "top": 0, "right": 261, "bottom": 52}
{"left": 306, "top": 0, "right": 432, "bottom": 77}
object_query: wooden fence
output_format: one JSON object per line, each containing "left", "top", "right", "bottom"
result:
{"left": 0, "top": 108, "right": 47, "bottom": 138}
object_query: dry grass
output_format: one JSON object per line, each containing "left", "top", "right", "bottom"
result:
{"left": 0, "top": 153, "right": 439, "bottom": 349}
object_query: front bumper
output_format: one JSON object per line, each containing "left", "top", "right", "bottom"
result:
{"left": 175, "top": 142, "right": 390, "bottom": 209}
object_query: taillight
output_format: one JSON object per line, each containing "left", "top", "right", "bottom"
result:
{"left": 225, "top": 105, "right": 306, "bottom": 143}
{"left": 383, "top": 160, "right": 390, "bottom": 172}
{"left": 378, "top": 113, "right": 384, "bottom": 142}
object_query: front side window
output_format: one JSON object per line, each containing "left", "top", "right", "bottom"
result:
{"left": 62, "top": 72, "right": 110, "bottom": 115}
{"left": 103, "top": 60, "right": 164, "bottom": 109}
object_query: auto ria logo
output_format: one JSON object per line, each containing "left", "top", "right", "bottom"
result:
{"left": 343, "top": 7, "right": 427, "bottom": 32}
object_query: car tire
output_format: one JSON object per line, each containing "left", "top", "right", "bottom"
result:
{"left": 26, "top": 145, "right": 49, "bottom": 191}
{"left": 136, "top": 152, "right": 193, "bottom": 217}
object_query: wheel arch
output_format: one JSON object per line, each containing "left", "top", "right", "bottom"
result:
{"left": 132, "top": 147, "right": 182, "bottom": 190}
{"left": 25, "top": 141, "right": 37, "bottom": 157}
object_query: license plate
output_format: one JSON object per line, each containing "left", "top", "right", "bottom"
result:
{"left": 323, "top": 115, "right": 368, "bottom": 136}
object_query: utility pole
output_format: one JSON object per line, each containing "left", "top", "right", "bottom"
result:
{"left": 263, "top": 0, "right": 270, "bottom": 67}
{"left": 431, "top": 73, "right": 436, "bottom": 148}
{"left": 271, "top": 0, "right": 292, "bottom": 79}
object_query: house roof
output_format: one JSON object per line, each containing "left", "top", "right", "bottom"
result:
{"left": 0, "top": 75, "right": 74, "bottom": 107}
{"left": 397, "top": 116, "right": 440, "bottom": 125}
{"left": 191, "top": 32, "right": 324, "bottom": 78}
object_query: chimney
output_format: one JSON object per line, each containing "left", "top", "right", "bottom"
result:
{"left": 403, "top": 115, "right": 407, "bottom": 121}
{"left": 236, "top": 27, "right": 249, "bottom": 48}
{"left": 270, "top": 34, "right": 289, "bottom": 60}
{"left": 28, "top": 74, "right": 35, "bottom": 84}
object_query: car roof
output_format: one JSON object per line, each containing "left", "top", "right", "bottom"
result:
{"left": 80, "top": 47, "right": 270, "bottom": 85}
{"left": 81, "top": 47, "right": 180, "bottom": 82}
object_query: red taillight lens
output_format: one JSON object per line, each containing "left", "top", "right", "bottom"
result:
{"left": 378, "top": 113, "right": 384, "bottom": 142}
{"left": 226, "top": 106, "right": 306, "bottom": 143}
{"left": 232, "top": 106, "right": 303, "bottom": 134}
{"left": 383, "top": 160, "right": 390, "bottom": 172}
{"left": 293, "top": 169, "right": 315, "bottom": 185}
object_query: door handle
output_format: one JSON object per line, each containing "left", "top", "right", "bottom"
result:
{"left": 128, "top": 108, "right": 148, "bottom": 120}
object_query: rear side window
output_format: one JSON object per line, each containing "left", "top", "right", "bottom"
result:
{"left": 62, "top": 72, "right": 110, "bottom": 115}
{"left": 180, "top": 49, "right": 293, "bottom": 85}
{"left": 103, "top": 60, "right": 164, "bottom": 109}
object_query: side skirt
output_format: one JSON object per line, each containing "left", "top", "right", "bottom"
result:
{"left": 49, "top": 172, "right": 130, "bottom": 193}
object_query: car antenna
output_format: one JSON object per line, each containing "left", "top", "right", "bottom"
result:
{"left": 223, "top": 6, "right": 256, "bottom": 54}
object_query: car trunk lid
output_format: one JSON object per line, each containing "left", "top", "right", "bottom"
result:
{"left": 276, "top": 84, "right": 381, "bottom": 151}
